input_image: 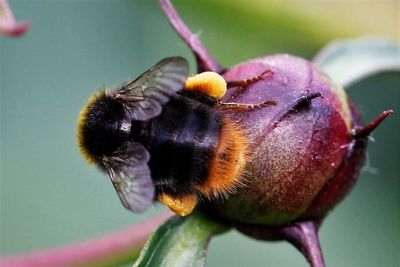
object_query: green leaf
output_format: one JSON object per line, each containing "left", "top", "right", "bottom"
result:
{"left": 133, "top": 211, "right": 230, "bottom": 267}
{"left": 313, "top": 38, "right": 400, "bottom": 88}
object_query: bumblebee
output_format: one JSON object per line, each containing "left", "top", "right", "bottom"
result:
{"left": 77, "top": 57, "right": 274, "bottom": 216}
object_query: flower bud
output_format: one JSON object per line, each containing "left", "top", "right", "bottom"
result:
{"left": 159, "top": 1, "right": 394, "bottom": 264}
{"left": 205, "top": 54, "right": 390, "bottom": 225}
{"left": 158, "top": 0, "right": 393, "bottom": 228}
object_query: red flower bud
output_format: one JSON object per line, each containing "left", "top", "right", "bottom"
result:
{"left": 206, "top": 55, "right": 387, "bottom": 225}
{"left": 159, "top": 0, "right": 393, "bottom": 227}
{"left": 159, "top": 0, "right": 394, "bottom": 265}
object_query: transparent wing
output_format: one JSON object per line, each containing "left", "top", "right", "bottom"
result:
{"left": 102, "top": 142, "right": 155, "bottom": 213}
{"left": 112, "top": 57, "right": 189, "bottom": 121}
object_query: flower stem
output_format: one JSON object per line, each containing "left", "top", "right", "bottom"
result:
{"left": 0, "top": 213, "right": 172, "bottom": 267}
{"left": 281, "top": 220, "right": 326, "bottom": 267}
{"left": 133, "top": 211, "right": 230, "bottom": 267}
{"left": 232, "top": 218, "right": 326, "bottom": 267}
{"left": 158, "top": 0, "right": 222, "bottom": 73}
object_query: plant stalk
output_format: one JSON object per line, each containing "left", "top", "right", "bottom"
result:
{"left": 281, "top": 220, "right": 326, "bottom": 267}
{"left": 158, "top": 0, "right": 222, "bottom": 73}
{"left": 0, "top": 213, "right": 172, "bottom": 267}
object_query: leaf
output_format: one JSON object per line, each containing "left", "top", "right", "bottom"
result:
{"left": 313, "top": 38, "right": 400, "bottom": 88}
{"left": 133, "top": 211, "right": 230, "bottom": 267}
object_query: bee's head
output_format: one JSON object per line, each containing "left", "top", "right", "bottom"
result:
{"left": 77, "top": 91, "right": 132, "bottom": 164}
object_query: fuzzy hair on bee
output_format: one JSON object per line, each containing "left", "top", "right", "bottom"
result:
{"left": 77, "top": 57, "right": 273, "bottom": 216}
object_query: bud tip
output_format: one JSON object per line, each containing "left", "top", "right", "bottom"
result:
{"left": 352, "top": 110, "right": 394, "bottom": 138}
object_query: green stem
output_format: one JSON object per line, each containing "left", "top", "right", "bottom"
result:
{"left": 134, "top": 211, "right": 230, "bottom": 267}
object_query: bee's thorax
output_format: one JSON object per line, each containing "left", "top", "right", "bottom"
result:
{"left": 78, "top": 93, "right": 132, "bottom": 162}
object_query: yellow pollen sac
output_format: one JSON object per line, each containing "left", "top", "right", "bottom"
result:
{"left": 158, "top": 193, "right": 197, "bottom": 216}
{"left": 184, "top": 71, "right": 227, "bottom": 99}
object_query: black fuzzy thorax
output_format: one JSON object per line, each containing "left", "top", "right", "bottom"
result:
{"left": 145, "top": 91, "right": 222, "bottom": 197}
{"left": 82, "top": 94, "right": 130, "bottom": 159}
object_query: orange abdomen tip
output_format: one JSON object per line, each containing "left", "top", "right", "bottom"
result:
{"left": 196, "top": 117, "right": 249, "bottom": 199}
{"left": 184, "top": 72, "right": 227, "bottom": 99}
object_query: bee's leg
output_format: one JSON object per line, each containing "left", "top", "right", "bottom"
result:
{"left": 227, "top": 69, "right": 273, "bottom": 89}
{"left": 219, "top": 99, "right": 277, "bottom": 111}
{"left": 158, "top": 193, "right": 196, "bottom": 217}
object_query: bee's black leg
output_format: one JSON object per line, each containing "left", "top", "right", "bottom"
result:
{"left": 219, "top": 99, "right": 277, "bottom": 111}
{"left": 226, "top": 69, "right": 273, "bottom": 89}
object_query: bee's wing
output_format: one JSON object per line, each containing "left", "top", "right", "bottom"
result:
{"left": 102, "top": 142, "right": 154, "bottom": 213}
{"left": 112, "top": 57, "right": 189, "bottom": 121}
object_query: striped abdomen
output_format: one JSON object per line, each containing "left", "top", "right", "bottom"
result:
{"left": 146, "top": 93, "right": 248, "bottom": 200}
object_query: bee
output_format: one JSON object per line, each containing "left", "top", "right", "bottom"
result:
{"left": 77, "top": 57, "right": 275, "bottom": 216}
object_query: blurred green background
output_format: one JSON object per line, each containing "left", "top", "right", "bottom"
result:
{"left": 1, "top": 0, "right": 399, "bottom": 266}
